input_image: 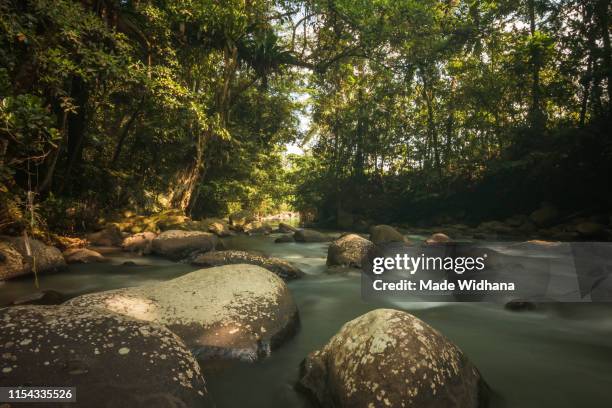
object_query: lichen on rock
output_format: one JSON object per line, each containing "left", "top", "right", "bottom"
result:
{"left": 298, "top": 308, "right": 486, "bottom": 408}
{"left": 0, "top": 305, "right": 212, "bottom": 407}
{"left": 66, "top": 264, "right": 299, "bottom": 362}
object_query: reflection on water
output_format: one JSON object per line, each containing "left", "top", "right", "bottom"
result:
{"left": 1, "top": 233, "right": 612, "bottom": 407}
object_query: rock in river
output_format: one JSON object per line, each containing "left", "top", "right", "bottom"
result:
{"left": 0, "top": 236, "right": 66, "bottom": 281}
{"left": 326, "top": 234, "right": 374, "bottom": 268}
{"left": 425, "top": 232, "right": 451, "bottom": 245}
{"left": 298, "top": 308, "right": 485, "bottom": 408}
{"left": 66, "top": 264, "right": 299, "bottom": 362}
{"left": 0, "top": 305, "right": 212, "bottom": 407}
{"left": 369, "top": 225, "right": 408, "bottom": 245}
{"left": 151, "top": 230, "right": 217, "bottom": 260}
{"left": 63, "top": 247, "right": 106, "bottom": 264}
{"left": 294, "top": 229, "right": 330, "bottom": 243}
{"left": 121, "top": 231, "right": 157, "bottom": 255}
{"left": 190, "top": 250, "right": 304, "bottom": 281}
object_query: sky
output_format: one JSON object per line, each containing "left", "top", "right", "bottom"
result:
{"left": 284, "top": 90, "right": 311, "bottom": 155}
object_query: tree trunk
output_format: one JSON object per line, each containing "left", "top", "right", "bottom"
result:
{"left": 595, "top": 0, "right": 611, "bottom": 115}
{"left": 445, "top": 76, "right": 456, "bottom": 171}
{"left": 527, "top": 0, "right": 545, "bottom": 131}
{"left": 111, "top": 98, "right": 144, "bottom": 167}
{"left": 38, "top": 110, "right": 68, "bottom": 193}
{"left": 58, "top": 76, "right": 88, "bottom": 194}
{"left": 169, "top": 130, "right": 207, "bottom": 213}
{"left": 422, "top": 72, "right": 441, "bottom": 177}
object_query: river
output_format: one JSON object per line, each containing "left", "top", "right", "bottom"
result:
{"left": 1, "top": 232, "right": 611, "bottom": 407}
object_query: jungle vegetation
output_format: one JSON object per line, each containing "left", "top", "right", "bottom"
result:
{"left": 1, "top": 0, "right": 610, "bottom": 233}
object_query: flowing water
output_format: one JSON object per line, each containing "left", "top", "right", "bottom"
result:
{"left": 1, "top": 233, "right": 611, "bottom": 407}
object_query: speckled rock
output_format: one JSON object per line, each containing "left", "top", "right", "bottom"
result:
{"left": 294, "top": 229, "right": 330, "bottom": 243}
{"left": 369, "top": 225, "right": 408, "bottom": 245}
{"left": 326, "top": 234, "right": 374, "bottom": 268}
{"left": 121, "top": 231, "right": 157, "bottom": 254}
{"left": 151, "top": 230, "right": 217, "bottom": 260}
{"left": 87, "top": 224, "right": 123, "bottom": 247}
{"left": 66, "top": 264, "right": 299, "bottom": 362}
{"left": 190, "top": 250, "right": 304, "bottom": 281}
{"left": 0, "top": 236, "right": 66, "bottom": 281}
{"left": 298, "top": 309, "right": 485, "bottom": 408}
{"left": 0, "top": 241, "right": 27, "bottom": 280}
{"left": 63, "top": 247, "right": 106, "bottom": 264}
{"left": 0, "top": 305, "right": 212, "bottom": 407}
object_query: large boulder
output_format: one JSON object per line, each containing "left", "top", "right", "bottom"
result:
{"left": 63, "top": 247, "right": 106, "bottom": 264}
{"left": 298, "top": 309, "right": 485, "bottom": 408}
{"left": 66, "top": 265, "right": 299, "bottom": 362}
{"left": 0, "top": 241, "right": 27, "bottom": 280}
{"left": 151, "top": 230, "right": 217, "bottom": 260}
{"left": 121, "top": 231, "right": 157, "bottom": 255}
{"left": 87, "top": 224, "right": 123, "bottom": 247}
{"left": 0, "top": 306, "right": 211, "bottom": 407}
{"left": 326, "top": 234, "right": 374, "bottom": 268}
{"left": 294, "top": 229, "right": 330, "bottom": 243}
{"left": 190, "top": 250, "right": 304, "bottom": 281}
{"left": 0, "top": 236, "right": 66, "bottom": 281}
{"left": 369, "top": 225, "right": 408, "bottom": 245}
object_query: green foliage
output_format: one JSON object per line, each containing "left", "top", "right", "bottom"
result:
{"left": 0, "top": 0, "right": 302, "bottom": 233}
{"left": 0, "top": 0, "right": 610, "bottom": 234}
{"left": 291, "top": 0, "right": 612, "bottom": 225}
